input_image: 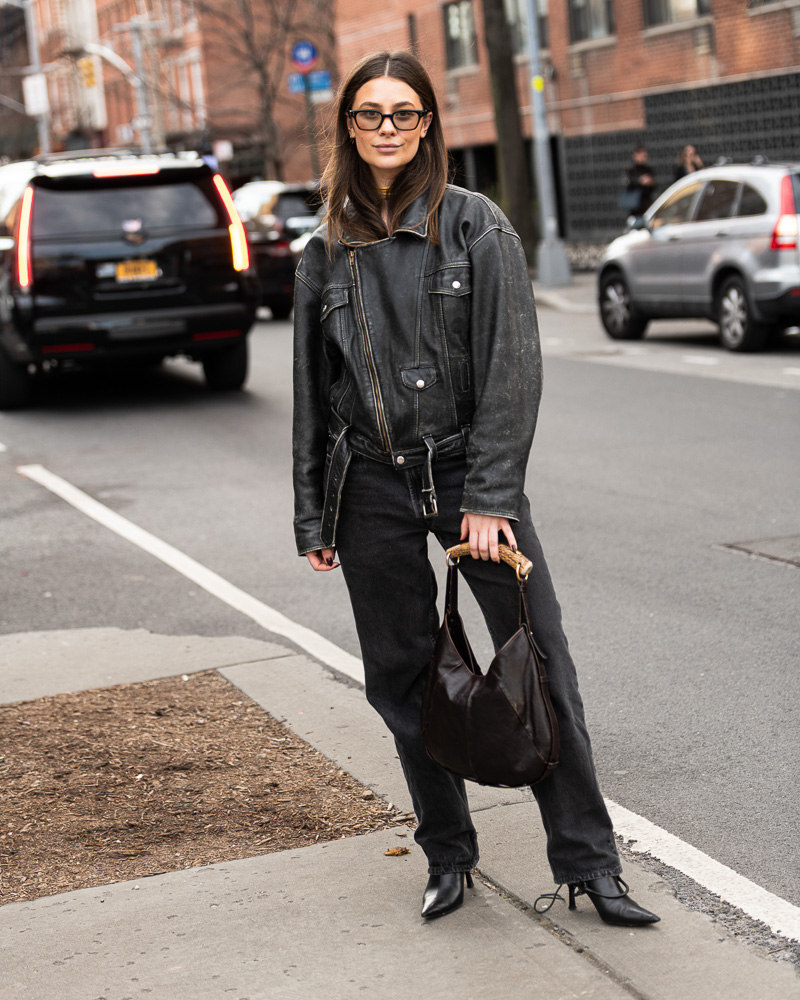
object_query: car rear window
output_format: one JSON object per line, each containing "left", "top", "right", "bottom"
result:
{"left": 31, "top": 177, "right": 220, "bottom": 238}
{"left": 695, "top": 180, "right": 739, "bottom": 222}
{"left": 736, "top": 184, "right": 767, "bottom": 217}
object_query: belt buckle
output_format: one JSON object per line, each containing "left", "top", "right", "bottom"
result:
{"left": 421, "top": 489, "right": 438, "bottom": 518}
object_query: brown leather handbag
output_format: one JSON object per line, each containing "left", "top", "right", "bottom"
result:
{"left": 421, "top": 543, "right": 559, "bottom": 788}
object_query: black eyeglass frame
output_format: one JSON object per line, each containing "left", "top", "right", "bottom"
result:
{"left": 347, "top": 109, "right": 430, "bottom": 131}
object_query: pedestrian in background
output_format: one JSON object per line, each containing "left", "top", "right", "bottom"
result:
{"left": 622, "top": 144, "right": 657, "bottom": 215}
{"left": 292, "top": 49, "right": 660, "bottom": 928}
{"left": 673, "top": 144, "right": 704, "bottom": 181}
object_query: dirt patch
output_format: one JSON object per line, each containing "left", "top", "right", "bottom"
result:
{"left": 0, "top": 670, "right": 411, "bottom": 904}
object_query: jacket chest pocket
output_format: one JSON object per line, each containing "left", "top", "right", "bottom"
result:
{"left": 320, "top": 287, "right": 350, "bottom": 343}
{"left": 428, "top": 266, "right": 471, "bottom": 342}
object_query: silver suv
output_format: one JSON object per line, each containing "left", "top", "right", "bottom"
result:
{"left": 598, "top": 161, "right": 800, "bottom": 351}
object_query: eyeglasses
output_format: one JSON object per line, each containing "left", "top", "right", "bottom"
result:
{"left": 348, "top": 109, "right": 429, "bottom": 131}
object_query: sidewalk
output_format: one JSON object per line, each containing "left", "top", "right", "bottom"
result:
{"left": 1, "top": 628, "right": 798, "bottom": 1000}
{"left": 533, "top": 270, "right": 598, "bottom": 315}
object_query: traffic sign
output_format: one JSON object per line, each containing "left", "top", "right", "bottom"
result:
{"left": 22, "top": 73, "right": 49, "bottom": 117}
{"left": 308, "top": 70, "right": 331, "bottom": 90}
{"left": 288, "top": 69, "right": 331, "bottom": 95}
{"left": 291, "top": 40, "right": 318, "bottom": 73}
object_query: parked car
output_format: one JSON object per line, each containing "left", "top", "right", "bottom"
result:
{"left": 598, "top": 161, "right": 800, "bottom": 351}
{"left": 0, "top": 149, "right": 259, "bottom": 408}
{"left": 232, "top": 180, "right": 322, "bottom": 319}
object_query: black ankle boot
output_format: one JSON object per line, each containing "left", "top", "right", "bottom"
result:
{"left": 569, "top": 876, "right": 660, "bottom": 926}
{"left": 420, "top": 871, "right": 475, "bottom": 920}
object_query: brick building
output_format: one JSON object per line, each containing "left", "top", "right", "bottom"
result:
{"left": 4, "top": 0, "right": 332, "bottom": 183}
{"left": 334, "top": 0, "right": 800, "bottom": 241}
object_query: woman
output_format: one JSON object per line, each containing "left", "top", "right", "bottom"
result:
{"left": 673, "top": 144, "right": 704, "bottom": 181}
{"left": 293, "top": 50, "right": 659, "bottom": 927}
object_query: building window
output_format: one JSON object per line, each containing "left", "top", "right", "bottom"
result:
{"left": 444, "top": 0, "right": 478, "bottom": 69}
{"left": 642, "top": 0, "right": 711, "bottom": 28}
{"left": 505, "top": 0, "right": 549, "bottom": 53}
{"left": 568, "top": 0, "right": 615, "bottom": 42}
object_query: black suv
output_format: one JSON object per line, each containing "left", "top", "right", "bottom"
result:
{"left": 0, "top": 150, "right": 260, "bottom": 407}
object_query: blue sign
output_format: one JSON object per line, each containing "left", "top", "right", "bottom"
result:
{"left": 291, "top": 40, "right": 318, "bottom": 71}
{"left": 288, "top": 70, "right": 331, "bottom": 94}
{"left": 308, "top": 70, "right": 331, "bottom": 90}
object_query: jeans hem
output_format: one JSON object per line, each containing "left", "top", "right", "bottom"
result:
{"left": 552, "top": 864, "right": 623, "bottom": 885}
{"left": 428, "top": 863, "right": 477, "bottom": 875}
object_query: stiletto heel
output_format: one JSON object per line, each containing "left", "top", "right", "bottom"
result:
{"left": 568, "top": 884, "right": 576, "bottom": 910}
{"left": 421, "top": 871, "right": 473, "bottom": 919}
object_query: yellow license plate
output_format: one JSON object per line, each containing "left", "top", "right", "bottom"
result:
{"left": 116, "top": 259, "right": 159, "bottom": 282}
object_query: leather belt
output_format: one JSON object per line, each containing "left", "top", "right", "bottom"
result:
{"left": 421, "top": 434, "right": 439, "bottom": 518}
{"left": 320, "top": 425, "right": 353, "bottom": 547}
{"left": 320, "top": 422, "right": 470, "bottom": 546}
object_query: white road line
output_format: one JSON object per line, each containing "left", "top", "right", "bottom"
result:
{"left": 782, "top": 367, "right": 800, "bottom": 377}
{"left": 16, "top": 464, "right": 364, "bottom": 685}
{"left": 0, "top": 442, "right": 7, "bottom": 452}
{"left": 606, "top": 801, "right": 800, "bottom": 942}
{"left": 16, "top": 462, "right": 800, "bottom": 943}
{"left": 681, "top": 354, "right": 720, "bottom": 366}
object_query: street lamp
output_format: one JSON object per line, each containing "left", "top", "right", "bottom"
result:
{"left": 523, "top": 0, "right": 571, "bottom": 286}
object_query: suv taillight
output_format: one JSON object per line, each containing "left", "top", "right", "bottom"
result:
{"left": 213, "top": 175, "right": 250, "bottom": 271}
{"left": 16, "top": 186, "right": 34, "bottom": 288}
{"left": 771, "top": 175, "right": 798, "bottom": 251}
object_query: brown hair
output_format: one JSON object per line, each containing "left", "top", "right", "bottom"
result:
{"left": 321, "top": 50, "right": 448, "bottom": 248}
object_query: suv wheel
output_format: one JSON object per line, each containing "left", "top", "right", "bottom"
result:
{"left": 599, "top": 273, "right": 648, "bottom": 340}
{"left": 0, "top": 348, "right": 33, "bottom": 409}
{"left": 269, "top": 300, "right": 293, "bottom": 321}
{"left": 716, "top": 276, "right": 768, "bottom": 352}
{"left": 202, "top": 339, "right": 248, "bottom": 391}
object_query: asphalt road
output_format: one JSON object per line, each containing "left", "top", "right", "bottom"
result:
{"left": 2, "top": 305, "right": 798, "bottom": 914}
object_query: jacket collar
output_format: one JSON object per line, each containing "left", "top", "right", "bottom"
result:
{"left": 395, "top": 192, "right": 430, "bottom": 238}
{"left": 339, "top": 191, "right": 430, "bottom": 246}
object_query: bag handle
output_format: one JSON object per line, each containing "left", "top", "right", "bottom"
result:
{"left": 445, "top": 543, "right": 533, "bottom": 579}
{"left": 444, "top": 543, "right": 545, "bottom": 659}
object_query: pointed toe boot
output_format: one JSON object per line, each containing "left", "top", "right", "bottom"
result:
{"left": 569, "top": 876, "right": 660, "bottom": 927}
{"left": 420, "top": 871, "right": 474, "bottom": 920}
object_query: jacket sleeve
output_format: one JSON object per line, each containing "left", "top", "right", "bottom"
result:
{"left": 292, "top": 238, "right": 336, "bottom": 555}
{"left": 460, "top": 217, "right": 542, "bottom": 521}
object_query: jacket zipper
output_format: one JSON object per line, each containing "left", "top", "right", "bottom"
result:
{"left": 349, "top": 248, "right": 391, "bottom": 452}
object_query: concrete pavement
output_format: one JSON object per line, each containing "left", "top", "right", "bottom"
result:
{"left": 1, "top": 628, "right": 798, "bottom": 999}
{"left": 534, "top": 271, "right": 598, "bottom": 314}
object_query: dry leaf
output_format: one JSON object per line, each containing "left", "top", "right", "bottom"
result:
{"left": 384, "top": 846, "right": 411, "bottom": 856}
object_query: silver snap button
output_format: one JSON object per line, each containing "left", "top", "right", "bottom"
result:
{"left": 452, "top": 280, "right": 461, "bottom": 289}
{"left": 396, "top": 455, "right": 405, "bottom": 465}
{"left": 416, "top": 379, "right": 425, "bottom": 388}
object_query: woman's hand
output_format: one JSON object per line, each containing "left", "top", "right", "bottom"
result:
{"left": 460, "top": 513, "right": 517, "bottom": 562}
{"left": 305, "top": 547, "right": 339, "bottom": 572}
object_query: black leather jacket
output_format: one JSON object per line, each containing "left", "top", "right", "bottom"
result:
{"left": 292, "top": 184, "right": 542, "bottom": 556}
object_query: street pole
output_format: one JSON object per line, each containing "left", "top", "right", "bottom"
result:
{"left": 128, "top": 18, "right": 153, "bottom": 152}
{"left": 20, "top": 0, "right": 50, "bottom": 153}
{"left": 304, "top": 75, "right": 320, "bottom": 179}
{"left": 523, "top": 0, "right": 571, "bottom": 286}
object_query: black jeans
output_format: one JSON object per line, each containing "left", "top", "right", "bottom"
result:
{"left": 335, "top": 453, "right": 621, "bottom": 884}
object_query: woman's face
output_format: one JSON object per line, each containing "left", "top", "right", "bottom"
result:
{"left": 347, "top": 76, "right": 431, "bottom": 188}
